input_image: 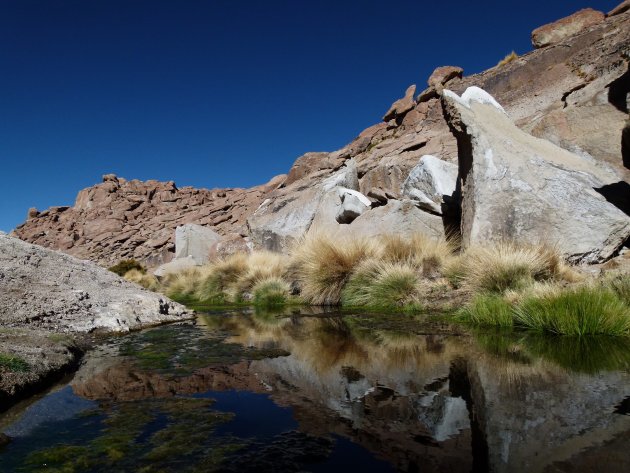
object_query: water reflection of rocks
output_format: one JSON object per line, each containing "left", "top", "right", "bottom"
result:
{"left": 71, "top": 311, "right": 630, "bottom": 472}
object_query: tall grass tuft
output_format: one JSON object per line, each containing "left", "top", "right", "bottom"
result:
{"left": 252, "top": 277, "right": 291, "bottom": 307}
{"left": 514, "top": 286, "right": 630, "bottom": 336}
{"left": 292, "top": 233, "right": 378, "bottom": 305}
{"left": 232, "top": 251, "right": 289, "bottom": 301}
{"left": 604, "top": 273, "right": 630, "bottom": 305}
{"left": 342, "top": 260, "right": 422, "bottom": 309}
{"left": 378, "top": 234, "right": 455, "bottom": 277}
{"left": 458, "top": 242, "right": 568, "bottom": 293}
{"left": 194, "top": 253, "right": 248, "bottom": 303}
{"left": 124, "top": 269, "right": 159, "bottom": 291}
{"left": 457, "top": 294, "right": 514, "bottom": 328}
{"left": 162, "top": 267, "right": 204, "bottom": 299}
{"left": 497, "top": 51, "right": 518, "bottom": 67}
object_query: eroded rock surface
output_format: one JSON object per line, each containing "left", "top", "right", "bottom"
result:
{"left": 0, "top": 232, "right": 190, "bottom": 333}
{"left": 443, "top": 87, "right": 630, "bottom": 262}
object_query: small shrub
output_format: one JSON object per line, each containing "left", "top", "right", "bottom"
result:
{"left": 457, "top": 294, "right": 514, "bottom": 328}
{"left": 0, "top": 353, "right": 30, "bottom": 372}
{"left": 124, "top": 269, "right": 159, "bottom": 291}
{"left": 252, "top": 277, "right": 290, "bottom": 307}
{"left": 514, "top": 286, "right": 630, "bottom": 336}
{"left": 109, "top": 259, "right": 144, "bottom": 277}
{"left": 497, "top": 51, "right": 518, "bottom": 67}
{"left": 292, "top": 233, "right": 378, "bottom": 305}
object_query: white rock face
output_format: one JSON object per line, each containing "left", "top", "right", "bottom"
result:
{"left": 442, "top": 86, "right": 630, "bottom": 262}
{"left": 402, "top": 155, "right": 458, "bottom": 215}
{"left": 346, "top": 199, "right": 445, "bottom": 239}
{"left": 174, "top": 224, "right": 222, "bottom": 264}
{"left": 247, "top": 160, "right": 360, "bottom": 251}
{"left": 0, "top": 233, "right": 190, "bottom": 333}
{"left": 335, "top": 188, "right": 371, "bottom": 224}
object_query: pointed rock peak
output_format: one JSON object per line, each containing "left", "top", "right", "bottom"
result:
{"left": 443, "top": 87, "right": 507, "bottom": 114}
{"left": 382, "top": 84, "right": 416, "bottom": 122}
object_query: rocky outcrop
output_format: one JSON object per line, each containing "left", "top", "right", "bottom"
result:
{"left": 531, "top": 8, "right": 605, "bottom": 48}
{"left": 0, "top": 232, "right": 190, "bottom": 333}
{"left": 12, "top": 173, "right": 284, "bottom": 267}
{"left": 383, "top": 84, "right": 416, "bottom": 122}
{"left": 402, "top": 155, "right": 458, "bottom": 215}
{"left": 443, "top": 86, "right": 630, "bottom": 262}
{"left": 609, "top": 0, "right": 630, "bottom": 16}
{"left": 11, "top": 5, "right": 630, "bottom": 264}
{"left": 174, "top": 224, "right": 222, "bottom": 264}
{"left": 247, "top": 160, "right": 360, "bottom": 251}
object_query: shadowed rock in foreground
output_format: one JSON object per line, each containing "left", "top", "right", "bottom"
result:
{"left": 0, "top": 232, "right": 190, "bottom": 333}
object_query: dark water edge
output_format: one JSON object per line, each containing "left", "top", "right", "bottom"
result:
{"left": 1, "top": 309, "right": 630, "bottom": 472}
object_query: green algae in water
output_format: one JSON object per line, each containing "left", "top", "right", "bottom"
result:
{"left": 22, "top": 398, "right": 244, "bottom": 473}
{"left": 118, "top": 323, "right": 289, "bottom": 375}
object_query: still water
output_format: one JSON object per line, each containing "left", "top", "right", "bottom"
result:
{"left": 1, "top": 309, "right": 629, "bottom": 472}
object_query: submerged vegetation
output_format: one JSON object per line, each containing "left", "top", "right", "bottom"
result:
{"left": 123, "top": 233, "right": 630, "bottom": 337}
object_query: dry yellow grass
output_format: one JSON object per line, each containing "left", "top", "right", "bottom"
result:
{"left": 194, "top": 253, "right": 249, "bottom": 302}
{"left": 231, "top": 251, "right": 290, "bottom": 299}
{"left": 497, "top": 51, "right": 518, "bottom": 67}
{"left": 123, "top": 268, "right": 160, "bottom": 291}
{"left": 457, "top": 242, "right": 572, "bottom": 293}
{"left": 161, "top": 267, "right": 204, "bottom": 298}
{"left": 291, "top": 233, "right": 379, "bottom": 305}
{"left": 378, "top": 233, "right": 456, "bottom": 277}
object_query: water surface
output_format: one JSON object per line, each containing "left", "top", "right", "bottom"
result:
{"left": 1, "top": 309, "right": 629, "bottom": 472}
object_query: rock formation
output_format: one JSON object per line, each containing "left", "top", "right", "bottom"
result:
{"left": 11, "top": 4, "right": 630, "bottom": 265}
{"left": 442, "top": 86, "right": 630, "bottom": 262}
{"left": 0, "top": 232, "right": 189, "bottom": 333}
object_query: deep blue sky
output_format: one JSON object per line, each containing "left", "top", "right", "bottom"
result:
{"left": 0, "top": 0, "right": 620, "bottom": 231}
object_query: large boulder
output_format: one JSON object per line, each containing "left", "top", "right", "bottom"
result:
{"left": 402, "top": 155, "right": 458, "bottom": 214}
{"left": 442, "top": 86, "right": 630, "bottom": 263}
{"left": 531, "top": 8, "right": 605, "bottom": 48}
{"left": 0, "top": 233, "right": 189, "bottom": 333}
{"left": 346, "top": 199, "right": 445, "bottom": 240}
{"left": 335, "top": 188, "right": 371, "bottom": 224}
{"left": 247, "top": 160, "right": 360, "bottom": 251}
{"left": 174, "top": 224, "right": 222, "bottom": 264}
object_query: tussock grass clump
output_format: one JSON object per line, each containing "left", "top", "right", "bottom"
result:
{"left": 342, "top": 260, "right": 422, "bottom": 310}
{"left": 497, "top": 51, "right": 518, "bottom": 67}
{"left": 195, "top": 253, "right": 248, "bottom": 303}
{"left": 124, "top": 269, "right": 159, "bottom": 291}
{"left": 293, "top": 234, "right": 378, "bottom": 305}
{"left": 232, "top": 251, "right": 289, "bottom": 301}
{"left": 458, "top": 242, "right": 569, "bottom": 293}
{"left": 252, "top": 277, "right": 291, "bottom": 307}
{"left": 513, "top": 286, "right": 630, "bottom": 336}
{"left": 457, "top": 294, "right": 514, "bottom": 328}
{"left": 604, "top": 273, "right": 630, "bottom": 305}
{"left": 378, "top": 234, "right": 455, "bottom": 277}
{"left": 162, "top": 267, "right": 204, "bottom": 299}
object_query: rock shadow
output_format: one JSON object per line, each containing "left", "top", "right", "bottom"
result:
{"left": 595, "top": 181, "right": 630, "bottom": 216}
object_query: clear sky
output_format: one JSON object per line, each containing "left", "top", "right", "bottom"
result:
{"left": 0, "top": 0, "right": 621, "bottom": 231}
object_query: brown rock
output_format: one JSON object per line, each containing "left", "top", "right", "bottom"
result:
{"left": 531, "top": 8, "right": 605, "bottom": 48}
{"left": 383, "top": 84, "right": 416, "bottom": 122}
{"left": 427, "top": 66, "right": 463, "bottom": 89}
{"left": 608, "top": 0, "right": 630, "bottom": 16}
{"left": 416, "top": 86, "right": 439, "bottom": 103}
{"left": 27, "top": 207, "right": 39, "bottom": 220}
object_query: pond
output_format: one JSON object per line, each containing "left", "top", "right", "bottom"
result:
{"left": 1, "top": 308, "right": 629, "bottom": 472}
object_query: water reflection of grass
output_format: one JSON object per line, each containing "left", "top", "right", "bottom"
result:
{"left": 23, "top": 398, "right": 242, "bottom": 473}
{"left": 473, "top": 330, "right": 630, "bottom": 374}
{"left": 118, "top": 324, "right": 288, "bottom": 375}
